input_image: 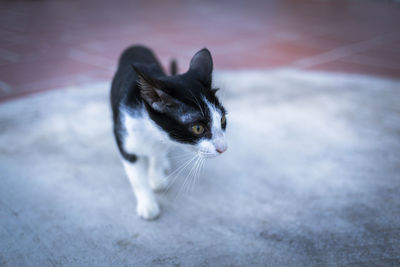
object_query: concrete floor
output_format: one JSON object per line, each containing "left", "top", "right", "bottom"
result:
{"left": 1, "top": 69, "right": 400, "bottom": 266}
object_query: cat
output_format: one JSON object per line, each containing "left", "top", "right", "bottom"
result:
{"left": 110, "top": 45, "right": 227, "bottom": 220}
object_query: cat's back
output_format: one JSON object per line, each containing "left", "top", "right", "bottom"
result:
{"left": 118, "top": 45, "right": 161, "bottom": 67}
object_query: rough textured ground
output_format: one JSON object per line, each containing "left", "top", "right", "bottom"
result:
{"left": 1, "top": 69, "right": 400, "bottom": 266}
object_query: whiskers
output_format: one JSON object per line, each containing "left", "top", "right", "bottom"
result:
{"left": 177, "top": 153, "right": 205, "bottom": 197}
{"left": 155, "top": 150, "right": 207, "bottom": 199}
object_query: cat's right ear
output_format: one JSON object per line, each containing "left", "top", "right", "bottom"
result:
{"left": 188, "top": 48, "right": 213, "bottom": 87}
{"left": 132, "top": 65, "right": 180, "bottom": 112}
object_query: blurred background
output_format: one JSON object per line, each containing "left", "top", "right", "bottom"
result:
{"left": 0, "top": 0, "right": 399, "bottom": 101}
{"left": 1, "top": 0, "right": 400, "bottom": 266}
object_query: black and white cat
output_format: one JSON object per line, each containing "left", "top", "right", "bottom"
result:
{"left": 110, "top": 46, "right": 227, "bottom": 220}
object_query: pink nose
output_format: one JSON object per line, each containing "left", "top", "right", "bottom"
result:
{"left": 216, "top": 146, "right": 227, "bottom": 154}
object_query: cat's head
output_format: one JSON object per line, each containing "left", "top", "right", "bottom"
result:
{"left": 133, "top": 48, "right": 227, "bottom": 157}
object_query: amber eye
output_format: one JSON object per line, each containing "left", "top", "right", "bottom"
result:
{"left": 191, "top": 124, "right": 205, "bottom": 135}
{"left": 221, "top": 115, "right": 226, "bottom": 128}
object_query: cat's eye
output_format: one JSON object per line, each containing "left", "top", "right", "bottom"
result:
{"left": 221, "top": 115, "right": 226, "bottom": 128}
{"left": 191, "top": 124, "right": 205, "bottom": 135}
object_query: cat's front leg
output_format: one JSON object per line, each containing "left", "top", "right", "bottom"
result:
{"left": 148, "top": 151, "right": 170, "bottom": 192}
{"left": 122, "top": 157, "right": 160, "bottom": 220}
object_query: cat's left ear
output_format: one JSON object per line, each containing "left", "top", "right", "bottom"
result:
{"left": 132, "top": 65, "right": 180, "bottom": 112}
{"left": 188, "top": 48, "right": 213, "bottom": 87}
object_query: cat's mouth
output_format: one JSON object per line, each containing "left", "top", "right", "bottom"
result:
{"left": 197, "top": 151, "right": 220, "bottom": 158}
{"left": 183, "top": 141, "right": 227, "bottom": 158}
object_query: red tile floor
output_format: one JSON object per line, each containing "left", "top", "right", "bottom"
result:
{"left": 0, "top": 0, "right": 399, "bottom": 102}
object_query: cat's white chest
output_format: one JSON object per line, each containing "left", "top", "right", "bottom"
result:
{"left": 120, "top": 108, "right": 170, "bottom": 156}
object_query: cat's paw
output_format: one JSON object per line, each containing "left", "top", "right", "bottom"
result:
{"left": 136, "top": 199, "right": 160, "bottom": 220}
{"left": 149, "top": 175, "right": 169, "bottom": 192}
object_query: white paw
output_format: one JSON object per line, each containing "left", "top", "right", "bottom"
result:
{"left": 149, "top": 175, "right": 169, "bottom": 192}
{"left": 136, "top": 199, "right": 160, "bottom": 220}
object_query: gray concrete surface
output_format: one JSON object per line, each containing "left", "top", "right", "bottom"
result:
{"left": 1, "top": 69, "right": 400, "bottom": 266}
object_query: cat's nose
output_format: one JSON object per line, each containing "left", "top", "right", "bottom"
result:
{"left": 216, "top": 145, "right": 227, "bottom": 154}
{"left": 213, "top": 138, "right": 227, "bottom": 154}
{"left": 216, "top": 148, "right": 225, "bottom": 154}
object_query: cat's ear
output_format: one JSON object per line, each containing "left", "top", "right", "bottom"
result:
{"left": 188, "top": 48, "right": 213, "bottom": 87}
{"left": 132, "top": 65, "right": 180, "bottom": 112}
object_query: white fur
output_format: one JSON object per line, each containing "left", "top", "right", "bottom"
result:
{"left": 120, "top": 106, "right": 171, "bottom": 220}
{"left": 121, "top": 106, "right": 170, "bottom": 155}
{"left": 122, "top": 158, "right": 160, "bottom": 220}
{"left": 179, "top": 112, "right": 199, "bottom": 123}
{"left": 195, "top": 99, "right": 228, "bottom": 157}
